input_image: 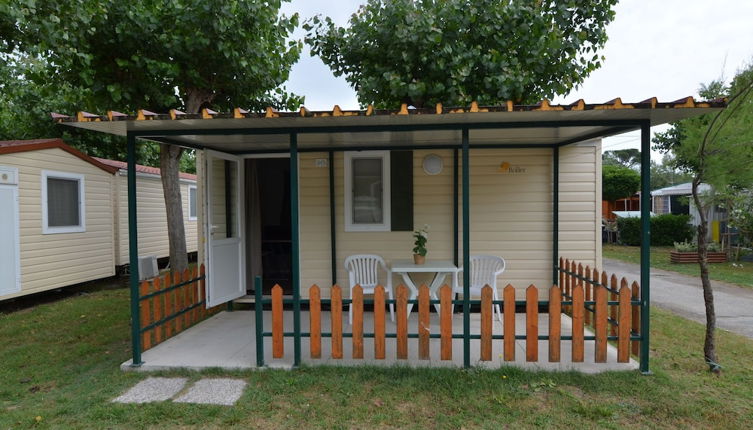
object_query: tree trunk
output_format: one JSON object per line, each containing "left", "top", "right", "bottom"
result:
{"left": 158, "top": 88, "right": 215, "bottom": 273}
{"left": 692, "top": 178, "right": 720, "bottom": 373}
{"left": 160, "top": 144, "right": 188, "bottom": 273}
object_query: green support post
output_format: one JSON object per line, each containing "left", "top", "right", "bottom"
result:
{"left": 290, "top": 133, "right": 301, "bottom": 367}
{"left": 453, "top": 148, "right": 459, "bottom": 267}
{"left": 329, "top": 150, "right": 337, "bottom": 285}
{"left": 552, "top": 145, "right": 559, "bottom": 285}
{"left": 255, "top": 275, "right": 264, "bottom": 367}
{"left": 126, "top": 133, "right": 142, "bottom": 367}
{"left": 639, "top": 121, "right": 652, "bottom": 374}
{"left": 461, "top": 129, "right": 471, "bottom": 368}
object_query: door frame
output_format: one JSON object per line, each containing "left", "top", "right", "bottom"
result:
{"left": 204, "top": 150, "right": 246, "bottom": 307}
{"left": 242, "top": 153, "right": 292, "bottom": 295}
{"left": 0, "top": 166, "right": 21, "bottom": 296}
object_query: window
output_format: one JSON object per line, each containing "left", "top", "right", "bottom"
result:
{"left": 188, "top": 185, "right": 198, "bottom": 220}
{"left": 42, "top": 171, "right": 85, "bottom": 234}
{"left": 345, "top": 151, "right": 390, "bottom": 231}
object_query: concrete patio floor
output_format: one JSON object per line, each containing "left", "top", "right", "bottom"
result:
{"left": 122, "top": 310, "right": 637, "bottom": 373}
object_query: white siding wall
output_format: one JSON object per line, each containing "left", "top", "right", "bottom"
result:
{"left": 0, "top": 148, "right": 115, "bottom": 300}
{"left": 113, "top": 173, "right": 199, "bottom": 266}
{"left": 299, "top": 143, "right": 601, "bottom": 299}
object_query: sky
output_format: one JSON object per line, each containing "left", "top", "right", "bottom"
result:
{"left": 280, "top": 0, "right": 753, "bottom": 159}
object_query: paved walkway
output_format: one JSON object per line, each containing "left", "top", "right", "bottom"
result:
{"left": 604, "top": 258, "right": 753, "bottom": 339}
{"left": 113, "top": 377, "right": 246, "bottom": 405}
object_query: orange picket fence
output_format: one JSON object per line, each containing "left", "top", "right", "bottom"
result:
{"left": 137, "top": 264, "right": 223, "bottom": 351}
{"left": 265, "top": 258, "right": 641, "bottom": 364}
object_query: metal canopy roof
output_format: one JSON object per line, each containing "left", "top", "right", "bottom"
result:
{"left": 55, "top": 97, "right": 725, "bottom": 153}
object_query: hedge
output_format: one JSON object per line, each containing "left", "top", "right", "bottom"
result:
{"left": 617, "top": 214, "right": 694, "bottom": 246}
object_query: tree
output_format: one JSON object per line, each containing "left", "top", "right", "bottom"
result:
{"left": 2, "top": 0, "right": 302, "bottom": 272}
{"left": 650, "top": 155, "right": 693, "bottom": 191}
{"left": 602, "top": 149, "right": 640, "bottom": 169}
{"left": 653, "top": 65, "right": 753, "bottom": 373}
{"left": 304, "top": 0, "right": 617, "bottom": 108}
{"left": 602, "top": 165, "right": 640, "bottom": 202}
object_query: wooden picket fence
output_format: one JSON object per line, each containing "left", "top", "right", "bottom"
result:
{"left": 138, "top": 264, "right": 223, "bottom": 351}
{"left": 267, "top": 270, "right": 641, "bottom": 364}
{"left": 558, "top": 258, "right": 641, "bottom": 356}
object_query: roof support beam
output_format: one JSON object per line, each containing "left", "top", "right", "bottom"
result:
{"left": 130, "top": 119, "right": 648, "bottom": 138}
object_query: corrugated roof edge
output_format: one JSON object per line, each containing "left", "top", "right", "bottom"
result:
{"left": 50, "top": 97, "right": 728, "bottom": 123}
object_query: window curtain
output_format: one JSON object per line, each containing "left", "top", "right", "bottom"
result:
{"left": 245, "top": 159, "right": 263, "bottom": 292}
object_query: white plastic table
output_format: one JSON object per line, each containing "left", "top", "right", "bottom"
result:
{"left": 390, "top": 260, "right": 459, "bottom": 315}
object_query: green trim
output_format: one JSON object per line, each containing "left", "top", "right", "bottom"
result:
{"left": 453, "top": 148, "right": 459, "bottom": 267}
{"left": 254, "top": 276, "right": 265, "bottom": 367}
{"left": 328, "top": 150, "right": 337, "bottom": 285}
{"left": 140, "top": 301, "right": 206, "bottom": 332}
{"left": 262, "top": 332, "right": 640, "bottom": 342}
{"left": 138, "top": 275, "right": 206, "bottom": 301}
{"left": 461, "top": 128, "right": 471, "bottom": 368}
{"left": 126, "top": 133, "right": 142, "bottom": 367}
{"left": 639, "top": 121, "right": 652, "bottom": 374}
{"left": 290, "top": 133, "right": 301, "bottom": 367}
{"left": 552, "top": 145, "right": 559, "bottom": 284}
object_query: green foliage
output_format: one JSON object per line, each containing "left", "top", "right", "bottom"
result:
{"left": 653, "top": 67, "right": 753, "bottom": 191}
{"left": 650, "top": 156, "right": 693, "bottom": 191}
{"left": 617, "top": 214, "right": 693, "bottom": 246}
{"left": 673, "top": 240, "right": 721, "bottom": 253}
{"left": 304, "top": 0, "right": 617, "bottom": 108}
{"left": 602, "top": 165, "right": 640, "bottom": 202}
{"left": 1, "top": 0, "right": 302, "bottom": 172}
{"left": 2, "top": 0, "right": 303, "bottom": 113}
{"left": 412, "top": 224, "right": 429, "bottom": 256}
{"left": 718, "top": 191, "right": 753, "bottom": 248}
{"left": 602, "top": 149, "right": 640, "bottom": 169}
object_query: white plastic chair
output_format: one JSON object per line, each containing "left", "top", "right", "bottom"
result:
{"left": 454, "top": 255, "right": 506, "bottom": 322}
{"left": 344, "top": 254, "right": 395, "bottom": 324}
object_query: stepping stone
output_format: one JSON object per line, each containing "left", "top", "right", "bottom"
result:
{"left": 113, "top": 377, "right": 187, "bottom": 403}
{"left": 174, "top": 378, "right": 247, "bottom": 406}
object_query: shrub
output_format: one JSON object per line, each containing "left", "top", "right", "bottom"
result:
{"left": 617, "top": 214, "right": 693, "bottom": 246}
{"left": 652, "top": 214, "right": 694, "bottom": 246}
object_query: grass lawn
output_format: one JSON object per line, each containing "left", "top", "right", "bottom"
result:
{"left": 604, "top": 244, "right": 753, "bottom": 289}
{"left": 2, "top": 287, "right": 753, "bottom": 429}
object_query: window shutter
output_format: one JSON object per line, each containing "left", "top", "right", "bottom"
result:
{"left": 390, "top": 150, "right": 413, "bottom": 231}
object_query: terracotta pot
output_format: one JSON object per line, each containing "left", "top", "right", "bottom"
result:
{"left": 413, "top": 254, "right": 425, "bottom": 265}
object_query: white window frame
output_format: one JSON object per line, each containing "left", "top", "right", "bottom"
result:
{"left": 41, "top": 170, "right": 86, "bottom": 234}
{"left": 187, "top": 184, "right": 198, "bottom": 221}
{"left": 344, "top": 150, "right": 391, "bottom": 232}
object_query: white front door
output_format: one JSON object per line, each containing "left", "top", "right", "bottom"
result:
{"left": 205, "top": 151, "right": 245, "bottom": 307}
{"left": 0, "top": 167, "right": 21, "bottom": 296}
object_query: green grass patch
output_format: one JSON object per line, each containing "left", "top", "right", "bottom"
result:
{"left": 604, "top": 244, "right": 753, "bottom": 289}
{"left": 2, "top": 288, "right": 753, "bottom": 428}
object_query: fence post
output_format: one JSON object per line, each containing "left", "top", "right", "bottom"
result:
{"left": 254, "top": 275, "right": 264, "bottom": 367}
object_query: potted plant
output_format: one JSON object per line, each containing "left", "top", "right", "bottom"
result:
{"left": 670, "top": 240, "right": 727, "bottom": 263}
{"left": 412, "top": 225, "right": 429, "bottom": 264}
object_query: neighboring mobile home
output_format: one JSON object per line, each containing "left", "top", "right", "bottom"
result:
{"left": 0, "top": 139, "right": 117, "bottom": 301}
{"left": 93, "top": 157, "right": 199, "bottom": 270}
{"left": 651, "top": 182, "right": 725, "bottom": 241}
{"left": 0, "top": 139, "right": 198, "bottom": 301}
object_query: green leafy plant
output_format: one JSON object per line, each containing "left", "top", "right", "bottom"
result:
{"left": 617, "top": 214, "right": 693, "bottom": 246}
{"left": 412, "top": 225, "right": 429, "bottom": 257}
{"left": 674, "top": 241, "right": 722, "bottom": 253}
